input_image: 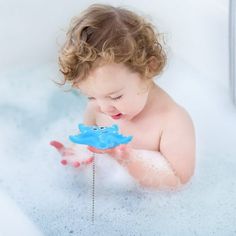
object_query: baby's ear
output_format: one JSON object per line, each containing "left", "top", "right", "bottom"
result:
{"left": 148, "top": 56, "right": 158, "bottom": 67}
{"left": 147, "top": 56, "right": 160, "bottom": 75}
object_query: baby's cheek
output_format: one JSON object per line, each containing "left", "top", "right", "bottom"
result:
{"left": 122, "top": 100, "right": 139, "bottom": 115}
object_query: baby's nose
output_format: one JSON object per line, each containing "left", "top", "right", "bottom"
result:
{"left": 98, "top": 101, "right": 116, "bottom": 114}
{"left": 100, "top": 106, "right": 116, "bottom": 114}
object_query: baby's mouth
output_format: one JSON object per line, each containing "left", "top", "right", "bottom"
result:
{"left": 111, "top": 113, "right": 123, "bottom": 120}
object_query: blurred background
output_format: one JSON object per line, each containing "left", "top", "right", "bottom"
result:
{"left": 0, "top": 0, "right": 229, "bottom": 84}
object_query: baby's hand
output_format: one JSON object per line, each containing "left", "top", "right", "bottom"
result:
{"left": 50, "top": 140, "right": 94, "bottom": 168}
{"left": 87, "top": 144, "right": 132, "bottom": 163}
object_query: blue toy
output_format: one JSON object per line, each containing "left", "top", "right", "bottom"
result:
{"left": 69, "top": 124, "right": 133, "bottom": 149}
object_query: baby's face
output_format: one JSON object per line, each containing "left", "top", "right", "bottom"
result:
{"left": 79, "top": 63, "right": 152, "bottom": 121}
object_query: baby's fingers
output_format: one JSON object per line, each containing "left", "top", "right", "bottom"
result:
{"left": 50, "top": 141, "right": 94, "bottom": 168}
{"left": 50, "top": 140, "right": 64, "bottom": 153}
{"left": 81, "top": 157, "right": 94, "bottom": 165}
{"left": 60, "top": 159, "right": 80, "bottom": 168}
{"left": 117, "top": 144, "right": 131, "bottom": 158}
{"left": 87, "top": 146, "right": 117, "bottom": 155}
{"left": 50, "top": 140, "right": 75, "bottom": 157}
{"left": 60, "top": 157, "right": 94, "bottom": 168}
{"left": 87, "top": 146, "right": 104, "bottom": 153}
{"left": 71, "top": 156, "right": 94, "bottom": 168}
{"left": 107, "top": 144, "right": 132, "bottom": 160}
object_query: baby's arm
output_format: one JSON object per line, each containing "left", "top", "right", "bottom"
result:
{"left": 159, "top": 106, "right": 195, "bottom": 184}
{"left": 117, "top": 149, "right": 182, "bottom": 189}
{"left": 115, "top": 107, "right": 195, "bottom": 189}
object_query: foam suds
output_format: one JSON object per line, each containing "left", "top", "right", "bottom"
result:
{"left": 1, "top": 55, "right": 236, "bottom": 235}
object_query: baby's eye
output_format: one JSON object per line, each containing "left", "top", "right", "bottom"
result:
{"left": 111, "top": 95, "right": 123, "bottom": 101}
{"left": 88, "top": 97, "right": 95, "bottom": 101}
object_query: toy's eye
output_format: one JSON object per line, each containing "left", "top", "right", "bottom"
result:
{"left": 93, "top": 128, "right": 98, "bottom": 130}
{"left": 100, "top": 127, "right": 105, "bottom": 129}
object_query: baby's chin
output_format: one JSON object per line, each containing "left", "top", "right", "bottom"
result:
{"left": 125, "top": 109, "right": 145, "bottom": 121}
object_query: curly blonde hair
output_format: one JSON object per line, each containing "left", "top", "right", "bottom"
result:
{"left": 58, "top": 4, "right": 167, "bottom": 87}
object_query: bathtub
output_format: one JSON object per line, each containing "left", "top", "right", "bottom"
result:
{"left": 1, "top": 0, "right": 235, "bottom": 235}
{"left": 0, "top": 190, "right": 43, "bottom": 236}
{"left": 229, "top": 0, "right": 236, "bottom": 104}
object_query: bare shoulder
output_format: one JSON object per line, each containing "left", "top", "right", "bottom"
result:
{"left": 164, "top": 103, "right": 195, "bottom": 131}
{"left": 156, "top": 87, "right": 195, "bottom": 132}
{"left": 159, "top": 101, "right": 196, "bottom": 184}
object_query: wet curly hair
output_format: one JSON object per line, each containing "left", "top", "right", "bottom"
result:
{"left": 58, "top": 4, "right": 167, "bottom": 87}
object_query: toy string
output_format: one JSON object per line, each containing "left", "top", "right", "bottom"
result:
{"left": 91, "top": 153, "right": 95, "bottom": 224}
{"left": 69, "top": 124, "right": 133, "bottom": 224}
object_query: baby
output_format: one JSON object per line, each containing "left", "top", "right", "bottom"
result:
{"left": 50, "top": 4, "right": 195, "bottom": 189}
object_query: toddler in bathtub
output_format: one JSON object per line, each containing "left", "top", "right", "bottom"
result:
{"left": 50, "top": 4, "right": 195, "bottom": 189}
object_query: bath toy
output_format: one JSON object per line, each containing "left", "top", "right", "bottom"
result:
{"left": 69, "top": 124, "right": 133, "bottom": 149}
{"left": 69, "top": 123, "right": 132, "bottom": 224}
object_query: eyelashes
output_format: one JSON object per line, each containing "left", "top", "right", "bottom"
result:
{"left": 111, "top": 95, "right": 123, "bottom": 100}
{"left": 87, "top": 95, "right": 123, "bottom": 101}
